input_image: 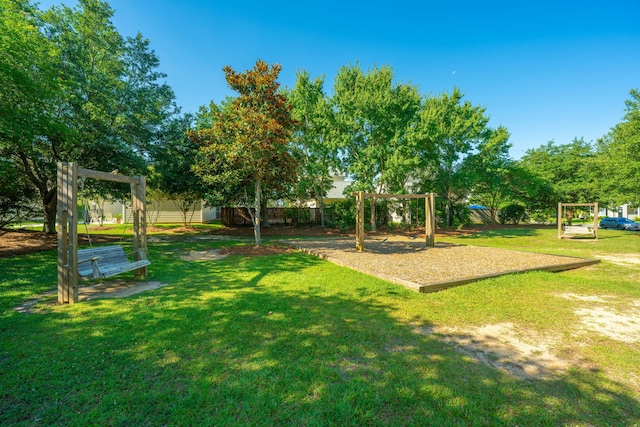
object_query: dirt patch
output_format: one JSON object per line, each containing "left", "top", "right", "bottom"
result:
{"left": 558, "top": 293, "right": 640, "bottom": 343}
{"left": 596, "top": 254, "right": 640, "bottom": 267}
{"left": 219, "top": 245, "right": 293, "bottom": 257}
{"left": 417, "top": 295, "right": 640, "bottom": 379}
{"left": 180, "top": 249, "right": 228, "bottom": 261}
{"left": 416, "top": 323, "right": 575, "bottom": 380}
{"left": 15, "top": 280, "right": 170, "bottom": 313}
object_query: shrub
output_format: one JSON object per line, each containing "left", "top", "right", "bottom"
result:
{"left": 499, "top": 204, "right": 528, "bottom": 225}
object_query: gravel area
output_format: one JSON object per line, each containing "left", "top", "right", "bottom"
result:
{"left": 285, "top": 237, "right": 599, "bottom": 292}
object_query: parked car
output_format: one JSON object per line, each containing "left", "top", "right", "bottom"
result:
{"left": 598, "top": 217, "right": 640, "bottom": 231}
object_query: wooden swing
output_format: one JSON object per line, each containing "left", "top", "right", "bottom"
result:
{"left": 557, "top": 202, "right": 598, "bottom": 239}
{"left": 57, "top": 162, "right": 149, "bottom": 304}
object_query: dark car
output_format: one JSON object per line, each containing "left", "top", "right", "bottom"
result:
{"left": 598, "top": 217, "right": 640, "bottom": 231}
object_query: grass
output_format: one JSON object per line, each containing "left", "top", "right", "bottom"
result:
{"left": 1, "top": 226, "right": 639, "bottom": 425}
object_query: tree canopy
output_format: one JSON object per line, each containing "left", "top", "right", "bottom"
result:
{"left": 0, "top": 0, "right": 176, "bottom": 232}
{"left": 190, "top": 60, "right": 297, "bottom": 247}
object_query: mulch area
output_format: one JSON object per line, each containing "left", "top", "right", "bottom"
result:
{"left": 285, "top": 236, "right": 598, "bottom": 292}
{"left": 0, "top": 229, "right": 122, "bottom": 258}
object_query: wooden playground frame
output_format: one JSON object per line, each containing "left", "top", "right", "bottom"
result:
{"left": 352, "top": 191, "right": 436, "bottom": 251}
{"left": 557, "top": 202, "right": 598, "bottom": 239}
{"left": 57, "top": 162, "right": 148, "bottom": 304}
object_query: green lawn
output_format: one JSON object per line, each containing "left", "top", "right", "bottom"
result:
{"left": 1, "top": 226, "right": 639, "bottom": 426}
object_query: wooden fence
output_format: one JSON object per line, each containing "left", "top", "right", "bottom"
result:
{"left": 221, "top": 207, "right": 322, "bottom": 227}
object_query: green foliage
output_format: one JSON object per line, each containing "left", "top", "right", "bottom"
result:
{"left": 331, "top": 64, "right": 422, "bottom": 194}
{"left": 324, "top": 199, "right": 356, "bottom": 230}
{"left": 285, "top": 71, "right": 335, "bottom": 227}
{"left": 150, "top": 113, "right": 205, "bottom": 226}
{"left": 0, "top": 159, "right": 38, "bottom": 227}
{"left": 594, "top": 89, "right": 640, "bottom": 206}
{"left": 519, "top": 139, "right": 596, "bottom": 208}
{"left": 413, "top": 88, "right": 510, "bottom": 227}
{"left": 0, "top": 0, "right": 176, "bottom": 232}
{"left": 498, "top": 203, "right": 529, "bottom": 224}
{"left": 191, "top": 60, "right": 297, "bottom": 247}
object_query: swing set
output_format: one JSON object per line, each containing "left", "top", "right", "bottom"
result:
{"left": 352, "top": 191, "right": 436, "bottom": 251}
{"left": 57, "top": 162, "right": 150, "bottom": 304}
{"left": 557, "top": 202, "right": 598, "bottom": 239}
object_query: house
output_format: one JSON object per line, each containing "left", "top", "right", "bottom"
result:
{"left": 87, "top": 199, "right": 220, "bottom": 224}
{"left": 599, "top": 204, "right": 640, "bottom": 220}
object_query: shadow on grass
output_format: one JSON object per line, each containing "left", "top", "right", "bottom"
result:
{"left": 455, "top": 227, "right": 540, "bottom": 239}
{"left": 1, "top": 241, "right": 639, "bottom": 425}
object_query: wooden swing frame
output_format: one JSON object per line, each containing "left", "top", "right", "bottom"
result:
{"left": 557, "top": 202, "right": 598, "bottom": 240}
{"left": 57, "top": 162, "right": 148, "bottom": 304}
{"left": 352, "top": 191, "right": 436, "bottom": 251}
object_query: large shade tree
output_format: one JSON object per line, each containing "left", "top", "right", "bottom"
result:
{"left": 190, "top": 60, "right": 298, "bottom": 247}
{"left": 594, "top": 89, "right": 640, "bottom": 207}
{"left": 413, "top": 88, "right": 510, "bottom": 227}
{"left": 330, "top": 64, "right": 422, "bottom": 229}
{"left": 0, "top": 0, "right": 175, "bottom": 233}
{"left": 285, "top": 71, "right": 335, "bottom": 227}
{"left": 519, "top": 139, "right": 597, "bottom": 205}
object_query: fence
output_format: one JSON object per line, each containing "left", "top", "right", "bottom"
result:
{"left": 221, "top": 207, "right": 322, "bottom": 227}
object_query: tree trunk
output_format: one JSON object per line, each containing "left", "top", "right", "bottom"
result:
{"left": 253, "top": 181, "right": 262, "bottom": 248}
{"left": 43, "top": 188, "right": 57, "bottom": 234}
{"left": 444, "top": 201, "right": 452, "bottom": 228}
{"left": 318, "top": 196, "right": 326, "bottom": 228}
{"left": 370, "top": 198, "right": 376, "bottom": 231}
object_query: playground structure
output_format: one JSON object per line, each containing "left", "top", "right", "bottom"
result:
{"left": 557, "top": 202, "right": 598, "bottom": 239}
{"left": 57, "top": 162, "right": 149, "bottom": 304}
{"left": 352, "top": 191, "right": 436, "bottom": 251}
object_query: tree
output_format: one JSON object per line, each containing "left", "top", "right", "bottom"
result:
{"left": 0, "top": 158, "right": 39, "bottom": 228}
{"left": 191, "top": 60, "right": 297, "bottom": 247}
{"left": 150, "top": 113, "right": 206, "bottom": 226}
{"left": 285, "top": 71, "right": 335, "bottom": 227}
{"left": 594, "top": 89, "right": 640, "bottom": 206}
{"left": 0, "top": 0, "right": 176, "bottom": 233}
{"left": 413, "top": 88, "right": 507, "bottom": 227}
{"left": 519, "top": 139, "right": 596, "bottom": 206}
{"left": 330, "top": 64, "right": 421, "bottom": 229}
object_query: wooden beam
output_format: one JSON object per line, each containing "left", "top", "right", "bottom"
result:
{"left": 559, "top": 203, "right": 597, "bottom": 207}
{"left": 78, "top": 167, "right": 141, "bottom": 185}
{"left": 350, "top": 192, "right": 427, "bottom": 199}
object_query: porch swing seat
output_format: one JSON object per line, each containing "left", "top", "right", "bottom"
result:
{"left": 77, "top": 245, "right": 151, "bottom": 279}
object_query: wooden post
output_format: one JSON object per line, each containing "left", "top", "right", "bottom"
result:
{"left": 356, "top": 191, "right": 365, "bottom": 251}
{"left": 370, "top": 197, "right": 376, "bottom": 232}
{"left": 425, "top": 193, "right": 435, "bottom": 247}
{"left": 132, "top": 175, "right": 148, "bottom": 277}
{"left": 57, "top": 162, "right": 78, "bottom": 304}
{"left": 593, "top": 202, "right": 599, "bottom": 240}
{"left": 557, "top": 202, "right": 562, "bottom": 239}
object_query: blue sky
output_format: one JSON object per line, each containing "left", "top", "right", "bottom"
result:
{"left": 37, "top": 0, "right": 640, "bottom": 158}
